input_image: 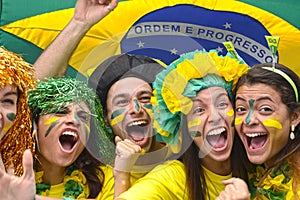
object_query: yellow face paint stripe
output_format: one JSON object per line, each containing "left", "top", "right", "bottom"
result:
{"left": 110, "top": 114, "right": 125, "bottom": 126}
{"left": 234, "top": 117, "right": 243, "bottom": 125}
{"left": 227, "top": 109, "right": 234, "bottom": 117}
{"left": 263, "top": 119, "right": 282, "bottom": 129}
{"left": 188, "top": 119, "right": 202, "bottom": 129}
{"left": 146, "top": 109, "right": 154, "bottom": 119}
{"left": 44, "top": 116, "right": 59, "bottom": 125}
{"left": 3, "top": 123, "right": 13, "bottom": 132}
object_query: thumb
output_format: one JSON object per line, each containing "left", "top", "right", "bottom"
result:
{"left": 115, "top": 136, "right": 123, "bottom": 144}
{"left": 221, "top": 178, "right": 235, "bottom": 185}
{"left": 22, "top": 149, "right": 34, "bottom": 179}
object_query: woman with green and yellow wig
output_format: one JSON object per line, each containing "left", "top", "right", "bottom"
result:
{"left": 28, "top": 77, "right": 115, "bottom": 199}
{"left": 114, "top": 49, "right": 252, "bottom": 200}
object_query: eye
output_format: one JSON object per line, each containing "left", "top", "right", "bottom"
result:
{"left": 116, "top": 99, "right": 129, "bottom": 107}
{"left": 217, "top": 102, "right": 229, "bottom": 109}
{"left": 77, "top": 111, "right": 90, "bottom": 122}
{"left": 193, "top": 107, "right": 205, "bottom": 115}
{"left": 1, "top": 98, "right": 16, "bottom": 106}
{"left": 139, "top": 94, "right": 152, "bottom": 103}
{"left": 235, "top": 106, "right": 247, "bottom": 113}
{"left": 259, "top": 106, "right": 273, "bottom": 114}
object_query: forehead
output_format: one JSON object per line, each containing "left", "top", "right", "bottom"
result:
{"left": 108, "top": 77, "right": 152, "bottom": 97}
{"left": 236, "top": 83, "right": 281, "bottom": 101}
{"left": 194, "top": 87, "right": 228, "bottom": 100}
{"left": 0, "top": 84, "right": 17, "bottom": 94}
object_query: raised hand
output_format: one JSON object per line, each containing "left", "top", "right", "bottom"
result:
{"left": 0, "top": 149, "right": 36, "bottom": 200}
{"left": 216, "top": 178, "right": 250, "bottom": 200}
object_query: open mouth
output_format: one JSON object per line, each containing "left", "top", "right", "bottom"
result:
{"left": 59, "top": 131, "right": 78, "bottom": 152}
{"left": 246, "top": 133, "right": 268, "bottom": 150}
{"left": 206, "top": 128, "right": 227, "bottom": 149}
{"left": 126, "top": 120, "right": 150, "bottom": 146}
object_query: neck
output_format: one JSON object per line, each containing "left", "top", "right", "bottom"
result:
{"left": 201, "top": 157, "right": 231, "bottom": 176}
{"left": 38, "top": 155, "right": 67, "bottom": 185}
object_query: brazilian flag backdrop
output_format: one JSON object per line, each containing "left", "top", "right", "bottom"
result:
{"left": 1, "top": 0, "right": 300, "bottom": 78}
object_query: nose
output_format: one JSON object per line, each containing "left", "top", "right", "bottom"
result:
{"left": 207, "top": 106, "right": 222, "bottom": 124}
{"left": 244, "top": 110, "right": 259, "bottom": 126}
{"left": 128, "top": 98, "right": 143, "bottom": 115}
{"left": 65, "top": 112, "right": 80, "bottom": 126}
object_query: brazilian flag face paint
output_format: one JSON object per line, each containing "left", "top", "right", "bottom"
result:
{"left": 143, "top": 103, "right": 152, "bottom": 110}
{"left": 110, "top": 108, "right": 126, "bottom": 126}
{"left": 189, "top": 131, "right": 202, "bottom": 137}
{"left": 246, "top": 99, "right": 255, "bottom": 124}
{"left": 44, "top": 116, "right": 60, "bottom": 137}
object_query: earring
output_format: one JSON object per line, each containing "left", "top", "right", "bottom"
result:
{"left": 290, "top": 124, "right": 295, "bottom": 140}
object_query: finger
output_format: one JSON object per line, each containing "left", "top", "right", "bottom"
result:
{"left": 115, "top": 136, "right": 123, "bottom": 144}
{"left": 222, "top": 178, "right": 235, "bottom": 185}
{"left": 7, "top": 164, "right": 14, "bottom": 175}
{"left": 22, "top": 149, "right": 34, "bottom": 179}
{"left": 0, "top": 155, "right": 5, "bottom": 170}
{"left": 117, "top": 141, "right": 141, "bottom": 153}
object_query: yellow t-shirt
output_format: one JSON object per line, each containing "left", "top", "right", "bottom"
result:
{"left": 36, "top": 165, "right": 114, "bottom": 200}
{"left": 203, "top": 166, "right": 232, "bottom": 200}
{"left": 118, "top": 161, "right": 232, "bottom": 200}
{"left": 117, "top": 160, "right": 188, "bottom": 200}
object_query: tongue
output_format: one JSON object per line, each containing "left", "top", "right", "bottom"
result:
{"left": 61, "top": 142, "right": 72, "bottom": 151}
{"left": 207, "top": 134, "right": 226, "bottom": 148}
{"left": 250, "top": 135, "right": 266, "bottom": 149}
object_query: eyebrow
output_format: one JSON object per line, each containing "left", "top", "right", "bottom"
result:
{"left": 112, "top": 93, "right": 129, "bottom": 105}
{"left": 236, "top": 96, "right": 275, "bottom": 103}
{"left": 192, "top": 92, "right": 228, "bottom": 103}
{"left": 3, "top": 91, "right": 18, "bottom": 97}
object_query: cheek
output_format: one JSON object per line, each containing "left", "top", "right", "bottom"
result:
{"left": 109, "top": 108, "right": 126, "bottom": 127}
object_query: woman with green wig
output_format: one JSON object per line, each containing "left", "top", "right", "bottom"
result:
{"left": 28, "top": 77, "right": 115, "bottom": 200}
{"left": 115, "top": 49, "right": 252, "bottom": 200}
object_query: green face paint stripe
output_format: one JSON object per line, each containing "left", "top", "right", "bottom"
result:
{"left": 143, "top": 103, "right": 152, "bottom": 109}
{"left": 189, "top": 131, "right": 202, "bottom": 137}
{"left": 7, "top": 113, "right": 16, "bottom": 121}
{"left": 111, "top": 108, "right": 126, "bottom": 120}
{"left": 45, "top": 120, "right": 59, "bottom": 137}
{"left": 74, "top": 112, "right": 80, "bottom": 123}
{"left": 246, "top": 99, "right": 255, "bottom": 124}
{"left": 133, "top": 99, "right": 140, "bottom": 111}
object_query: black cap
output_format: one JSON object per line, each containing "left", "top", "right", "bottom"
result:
{"left": 88, "top": 53, "right": 164, "bottom": 112}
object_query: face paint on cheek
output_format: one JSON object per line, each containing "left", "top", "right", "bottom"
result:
{"left": 189, "top": 131, "right": 202, "bottom": 137}
{"left": 133, "top": 99, "right": 140, "bottom": 111}
{"left": 188, "top": 119, "right": 202, "bottom": 137}
{"left": 263, "top": 119, "right": 283, "bottom": 129}
{"left": 110, "top": 108, "right": 125, "bottom": 126}
{"left": 246, "top": 99, "right": 255, "bottom": 124}
{"left": 44, "top": 116, "right": 60, "bottom": 137}
{"left": 84, "top": 123, "right": 90, "bottom": 143}
{"left": 145, "top": 108, "right": 154, "bottom": 120}
{"left": 6, "top": 113, "right": 16, "bottom": 121}
{"left": 143, "top": 103, "right": 152, "bottom": 110}
{"left": 3, "top": 123, "right": 13, "bottom": 132}
{"left": 234, "top": 117, "right": 243, "bottom": 125}
{"left": 226, "top": 109, "right": 234, "bottom": 117}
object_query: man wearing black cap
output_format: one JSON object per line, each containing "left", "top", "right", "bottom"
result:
{"left": 33, "top": 0, "right": 170, "bottom": 198}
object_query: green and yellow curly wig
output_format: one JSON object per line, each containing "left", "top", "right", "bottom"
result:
{"left": 28, "top": 78, "right": 114, "bottom": 164}
{"left": 152, "top": 49, "right": 249, "bottom": 151}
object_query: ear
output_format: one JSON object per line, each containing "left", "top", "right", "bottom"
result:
{"left": 291, "top": 109, "right": 300, "bottom": 127}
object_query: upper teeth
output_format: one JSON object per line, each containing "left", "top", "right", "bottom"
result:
{"left": 246, "top": 133, "right": 266, "bottom": 137}
{"left": 62, "top": 131, "right": 77, "bottom": 138}
{"left": 207, "top": 128, "right": 225, "bottom": 136}
{"left": 128, "top": 120, "right": 147, "bottom": 126}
